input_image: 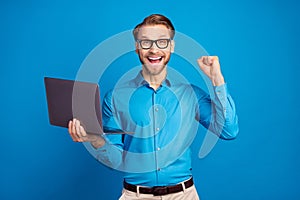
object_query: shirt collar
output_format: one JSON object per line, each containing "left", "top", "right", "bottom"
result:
{"left": 133, "top": 70, "right": 172, "bottom": 88}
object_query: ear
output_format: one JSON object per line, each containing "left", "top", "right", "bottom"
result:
{"left": 135, "top": 42, "right": 139, "bottom": 54}
{"left": 170, "top": 40, "right": 175, "bottom": 53}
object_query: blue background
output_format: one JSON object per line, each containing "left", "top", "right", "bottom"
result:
{"left": 1, "top": 0, "right": 300, "bottom": 199}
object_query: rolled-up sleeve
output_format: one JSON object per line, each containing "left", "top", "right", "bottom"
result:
{"left": 83, "top": 134, "right": 123, "bottom": 168}
{"left": 196, "top": 83, "right": 239, "bottom": 140}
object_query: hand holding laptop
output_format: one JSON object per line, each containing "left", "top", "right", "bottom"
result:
{"left": 68, "top": 118, "right": 106, "bottom": 149}
{"left": 44, "top": 77, "right": 132, "bottom": 148}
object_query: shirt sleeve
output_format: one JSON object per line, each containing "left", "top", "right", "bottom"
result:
{"left": 84, "top": 90, "right": 124, "bottom": 169}
{"left": 195, "top": 83, "right": 239, "bottom": 140}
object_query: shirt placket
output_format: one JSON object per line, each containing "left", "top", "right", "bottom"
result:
{"left": 151, "top": 90, "right": 162, "bottom": 184}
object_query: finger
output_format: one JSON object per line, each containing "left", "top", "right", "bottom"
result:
{"left": 69, "top": 120, "right": 80, "bottom": 142}
{"left": 207, "top": 56, "right": 213, "bottom": 65}
{"left": 72, "top": 132, "right": 82, "bottom": 142}
{"left": 210, "top": 56, "right": 219, "bottom": 64}
{"left": 211, "top": 56, "right": 221, "bottom": 69}
{"left": 80, "top": 126, "right": 87, "bottom": 137}
{"left": 205, "top": 56, "right": 209, "bottom": 65}
{"left": 73, "top": 119, "right": 83, "bottom": 142}
{"left": 204, "top": 56, "right": 214, "bottom": 65}
{"left": 75, "top": 121, "right": 84, "bottom": 142}
{"left": 74, "top": 119, "right": 82, "bottom": 137}
{"left": 76, "top": 136, "right": 83, "bottom": 142}
{"left": 68, "top": 120, "right": 76, "bottom": 140}
{"left": 197, "top": 56, "right": 204, "bottom": 66}
{"left": 213, "top": 56, "right": 219, "bottom": 60}
{"left": 200, "top": 56, "right": 207, "bottom": 65}
{"left": 199, "top": 56, "right": 209, "bottom": 66}
{"left": 68, "top": 120, "right": 73, "bottom": 134}
{"left": 72, "top": 118, "right": 77, "bottom": 135}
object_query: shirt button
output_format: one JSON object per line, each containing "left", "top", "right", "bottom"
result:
{"left": 155, "top": 107, "right": 159, "bottom": 112}
{"left": 157, "top": 147, "right": 160, "bottom": 151}
{"left": 157, "top": 168, "right": 161, "bottom": 171}
{"left": 156, "top": 127, "right": 160, "bottom": 131}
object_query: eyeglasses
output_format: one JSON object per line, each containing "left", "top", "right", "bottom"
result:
{"left": 136, "top": 38, "right": 171, "bottom": 50}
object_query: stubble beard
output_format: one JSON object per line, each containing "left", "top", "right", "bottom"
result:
{"left": 138, "top": 53, "right": 170, "bottom": 76}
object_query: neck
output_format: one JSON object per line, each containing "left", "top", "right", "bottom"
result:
{"left": 142, "top": 68, "right": 167, "bottom": 90}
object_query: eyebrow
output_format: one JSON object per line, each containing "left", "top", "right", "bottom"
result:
{"left": 139, "top": 35, "right": 169, "bottom": 39}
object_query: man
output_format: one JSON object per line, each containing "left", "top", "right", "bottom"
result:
{"left": 68, "top": 14, "right": 239, "bottom": 200}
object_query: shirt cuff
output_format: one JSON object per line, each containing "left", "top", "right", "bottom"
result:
{"left": 212, "top": 83, "right": 228, "bottom": 115}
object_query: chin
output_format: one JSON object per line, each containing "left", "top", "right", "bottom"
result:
{"left": 143, "top": 63, "right": 165, "bottom": 75}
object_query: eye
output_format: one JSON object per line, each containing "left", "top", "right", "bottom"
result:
{"left": 157, "top": 39, "right": 168, "bottom": 46}
{"left": 141, "top": 40, "right": 152, "bottom": 46}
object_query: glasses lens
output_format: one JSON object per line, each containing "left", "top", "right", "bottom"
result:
{"left": 140, "top": 40, "right": 152, "bottom": 49}
{"left": 138, "top": 39, "right": 170, "bottom": 49}
{"left": 156, "top": 39, "right": 169, "bottom": 48}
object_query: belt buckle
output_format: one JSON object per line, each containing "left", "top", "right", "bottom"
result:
{"left": 152, "top": 186, "right": 168, "bottom": 196}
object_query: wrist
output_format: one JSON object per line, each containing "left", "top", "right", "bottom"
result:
{"left": 90, "top": 135, "right": 106, "bottom": 149}
{"left": 211, "top": 74, "right": 225, "bottom": 86}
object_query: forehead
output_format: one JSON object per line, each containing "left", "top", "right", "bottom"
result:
{"left": 137, "top": 24, "right": 172, "bottom": 39}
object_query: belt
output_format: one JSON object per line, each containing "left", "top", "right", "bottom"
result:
{"left": 123, "top": 177, "right": 194, "bottom": 196}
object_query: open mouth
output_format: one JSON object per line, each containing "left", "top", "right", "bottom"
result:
{"left": 147, "top": 56, "right": 163, "bottom": 64}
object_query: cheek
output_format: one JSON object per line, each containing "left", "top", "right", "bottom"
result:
{"left": 138, "top": 50, "right": 148, "bottom": 58}
{"left": 163, "top": 51, "right": 171, "bottom": 58}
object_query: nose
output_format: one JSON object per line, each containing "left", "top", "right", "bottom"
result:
{"left": 149, "top": 42, "right": 159, "bottom": 52}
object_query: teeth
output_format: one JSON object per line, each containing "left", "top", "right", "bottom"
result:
{"left": 148, "top": 57, "right": 162, "bottom": 60}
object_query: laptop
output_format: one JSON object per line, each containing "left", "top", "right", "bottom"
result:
{"left": 44, "top": 77, "right": 102, "bottom": 135}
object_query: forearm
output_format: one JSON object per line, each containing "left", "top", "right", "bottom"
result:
{"left": 210, "top": 84, "right": 239, "bottom": 139}
{"left": 211, "top": 73, "right": 225, "bottom": 87}
{"left": 84, "top": 135, "right": 123, "bottom": 169}
{"left": 90, "top": 135, "right": 106, "bottom": 149}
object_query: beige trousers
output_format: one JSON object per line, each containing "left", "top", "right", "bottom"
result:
{"left": 118, "top": 185, "right": 200, "bottom": 200}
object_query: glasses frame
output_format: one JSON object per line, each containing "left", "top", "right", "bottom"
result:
{"left": 136, "top": 38, "right": 172, "bottom": 50}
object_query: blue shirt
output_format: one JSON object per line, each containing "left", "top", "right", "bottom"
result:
{"left": 85, "top": 68, "right": 239, "bottom": 187}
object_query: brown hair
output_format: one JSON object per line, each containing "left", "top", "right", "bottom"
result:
{"left": 133, "top": 14, "right": 175, "bottom": 40}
